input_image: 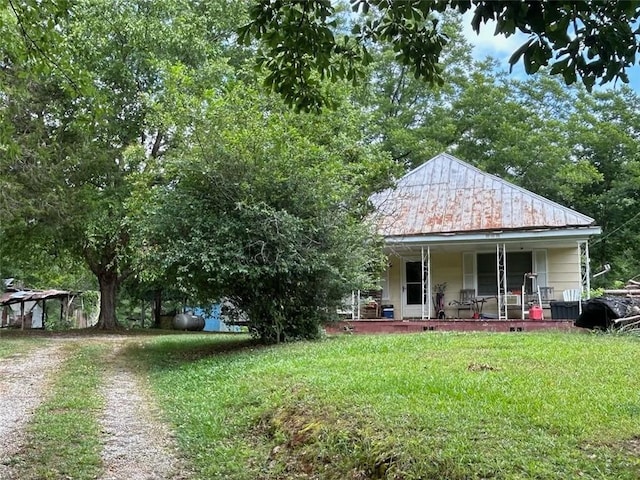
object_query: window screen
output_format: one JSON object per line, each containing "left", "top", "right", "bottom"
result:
{"left": 476, "top": 251, "right": 533, "bottom": 296}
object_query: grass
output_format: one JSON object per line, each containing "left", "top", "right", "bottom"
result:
{"left": 131, "top": 331, "right": 640, "bottom": 480}
{"left": 10, "top": 343, "right": 106, "bottom": 480}
{"left": 0, "top": 334, "right": 44, "bottom": 358}
{"left": 2, "top": 330, "right": 638, "bottom": 479}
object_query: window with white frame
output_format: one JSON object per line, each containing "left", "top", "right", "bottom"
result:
{"left": 467, "top": 250, "right": 546, "bottom": 296}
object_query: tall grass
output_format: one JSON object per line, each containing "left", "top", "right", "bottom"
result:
{"left": 135, "top": 332, "right": 640, "bottom": 479}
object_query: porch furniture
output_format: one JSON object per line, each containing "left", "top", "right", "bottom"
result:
{"left": 525, "top": 286, "right": 554, "bottom": 306}
{"left": 338, "top": 290, "right": 382, "bottom": 319}
{"left": 563, "top": 289, "right": 581, "bottom": 301}
{"left": 469, "top": 296, "right": 489, "bottom": 318}
{"left": 539, "top": 287, "right": 554, "bottom": 304}
{"left": 360, "top": 301, "right": 380, "bottom": 319}
{"left": 359, "top": 289, "right": 382, "bottom": 319}
{"left": 450, "top": 289, "right": 476, "bottom": 318}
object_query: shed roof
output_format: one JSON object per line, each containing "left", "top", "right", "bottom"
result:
{"left": 0, "top": 289, "right": 72, "bottom": 306}
{"left": 371, "top": 153, "right": 597, "bottom": 238}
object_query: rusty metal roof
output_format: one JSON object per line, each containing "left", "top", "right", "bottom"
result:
{"left": 371, "top": 153, "right": 597, "bottom": 237}
{"left": 0, "top": 289, "right": 72, "bottom": 306}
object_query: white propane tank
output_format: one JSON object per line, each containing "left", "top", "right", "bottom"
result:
{"left": 172, "top": 313, "right": 205, "bottom": 331}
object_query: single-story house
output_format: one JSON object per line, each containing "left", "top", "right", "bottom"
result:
{"left": 369, "top": 153, "right": 601, "bottom": 321}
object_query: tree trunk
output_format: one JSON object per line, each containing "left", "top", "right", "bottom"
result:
{"left": 153, "top": 289, "right": 162, "bottom": 328}
{"left": 96, "top": 273, "right": 119, "bottom": 329}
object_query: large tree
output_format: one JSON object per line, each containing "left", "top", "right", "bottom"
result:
{"left": 0, "top": 0, "right": 244, "bottom": 328}
{"left": 131, "top": 84, "right": 398, "bottom": 342}
{"left": 563, "top": 87, "right": 640, "bottom": 283}
{"left": 355, "top": 10, "right": 474, "bottom": 169}
{"left": 241, "top": 0, "right": 640, "bottom": 111}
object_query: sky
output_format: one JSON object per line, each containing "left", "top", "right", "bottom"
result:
{"left": 461, "top": 15, "right": 640, "bottom": 93}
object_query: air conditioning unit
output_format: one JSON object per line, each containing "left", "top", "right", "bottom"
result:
{"left": 504, "top": 294, "right": 521, "bottom": 306}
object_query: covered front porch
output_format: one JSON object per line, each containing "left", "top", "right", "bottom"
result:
{"left": 367, "top": 153, "right": 601, "bottom": 322}
{"left": 370, "top": 230, "right": 596, "bottom": 321}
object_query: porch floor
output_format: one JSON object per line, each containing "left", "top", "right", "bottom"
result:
{"left": 325, "top": 318, "right": 579, "bottom": 335}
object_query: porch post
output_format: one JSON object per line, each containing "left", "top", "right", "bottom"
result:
{"left": 497, "top": 243, "right": 507, "bottom": 320}
{"left": 421, "top": 247, "right": 424, "bottom": 320}
{"left": 351, "top": 290, "right": 355, "bottom": 320}
{"left": 420, "top": 246, "right": 432, "bottom": 320}
{"left": 579, "top": 241, "right": 591, "bottom": 313}
{"left": 427, "top": 246, "right": 431, "bottom": 319}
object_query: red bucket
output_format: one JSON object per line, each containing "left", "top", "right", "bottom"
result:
{"left": 529, "top": 305, "right": 543, "bottom": 320}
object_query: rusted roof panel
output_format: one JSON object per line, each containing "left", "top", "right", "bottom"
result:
{"left": 0, "top": 289, "right": 71, "bottom": 306}
{"left": 371, "top": 153, "right": 597, "bottom": 237}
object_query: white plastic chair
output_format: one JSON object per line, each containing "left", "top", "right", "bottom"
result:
{"left": 562, "top": 289, "right": 581, "bottom": 301}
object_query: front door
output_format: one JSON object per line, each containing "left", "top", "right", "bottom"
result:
{"left": 403, "top": 260, "right": 428, "bottom": 318}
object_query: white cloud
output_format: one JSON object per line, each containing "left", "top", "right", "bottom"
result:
{"left": 461, "top": 12, "right": 528, "bottom": 64}
{"left": 460, "top": 11, "right": 640, "bottom": 92}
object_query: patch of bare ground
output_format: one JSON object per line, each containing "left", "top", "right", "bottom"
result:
{"left": 98, "top": 341, "right": 193, "bottom": 480}
{"left": 0, "top": 342, "right": 67, "bottom": 480}
{"left": 624, "top": 437, "right": 640, "bottom": 455}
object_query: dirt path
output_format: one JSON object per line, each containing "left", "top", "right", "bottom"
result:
{"left": 0, "top": 342, "right": 67, "bottom": 480}
{"left": 0, "top": 337, "right": 192, "bottom": 480}
{"left": 98, "top": 342, "right": 192, "bottom": 480}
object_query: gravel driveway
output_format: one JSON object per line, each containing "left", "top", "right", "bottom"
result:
{"left": 0, "top": 337, "right": 191, "bottom": 480}
{"left": 99, "top": 342, "right": 192, "bottom": 480}
{"left": 0, "top": 343, "right": 66, "bottom": 480}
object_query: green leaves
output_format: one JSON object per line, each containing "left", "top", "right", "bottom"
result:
{"left": 132, "top": 84, "right": 394, "bottom": 342}
{"left": 240, "top": 0, "right": 368, "bottom": 112}
{"left": 0, "top": 0, "right": 248, "bottom": 327}
{"left": 244, "top": 0, "right": 640, "bottom": 108}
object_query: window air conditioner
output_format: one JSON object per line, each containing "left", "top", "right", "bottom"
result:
{"left": 504, "top": 294, "right": 521, "bottom": 306}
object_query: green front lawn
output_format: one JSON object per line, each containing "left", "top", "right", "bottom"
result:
{"left": 134, "top": 331, "right": 640, "bottom": 479}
